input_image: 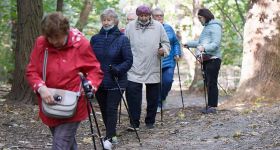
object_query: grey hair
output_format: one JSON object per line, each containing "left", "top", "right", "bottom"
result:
{"left": 152, "top": 7, "right": 164, "bottom": 15}
{"left": 100, "top": 8, "right": 118, "bottom": 20}
{"left": 126, "top": 11, "right": 136, "bottom": 18}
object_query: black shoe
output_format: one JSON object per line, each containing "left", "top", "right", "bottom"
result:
{"left": 146, "top": 124, "right": 155, "bottom": 129}
{"left": 201, "top": 107, "right": 217, "bottom": 114}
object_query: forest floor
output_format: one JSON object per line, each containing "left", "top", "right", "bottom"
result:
{"left": 1, "top": 84, "right": 280, "bottom": 150}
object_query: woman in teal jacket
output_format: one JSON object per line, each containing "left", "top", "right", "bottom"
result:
{"left": 185, "top": 8, "right": 222, "bottom": 114}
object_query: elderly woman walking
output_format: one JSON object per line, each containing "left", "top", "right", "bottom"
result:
{"left": 26, "top": 12, "right": 103, "bottom": 150}
{"left": 184, "top": 8, "right": 222, "bottom": 114}
{"left": 90, "top": 8, "right": 133, "bottom": 149}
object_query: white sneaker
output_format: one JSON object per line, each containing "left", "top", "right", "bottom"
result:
{"left": 111, "top": 136, "right": 118, "bottom": 144}
{"left": 157, "top": 107, "right": 161, "bottom": 113}
{"left": 103, "top": 139, "right": 112, "bottom": 150}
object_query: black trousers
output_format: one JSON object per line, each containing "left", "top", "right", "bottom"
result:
{"left": 203, "top": 58, "right": 221, "bottom": 107}
{"left": 95, "top": 88, "right": 122, "bottom": 138}
{"left": 125, "top": 81, "right": 160, "bottom": 127}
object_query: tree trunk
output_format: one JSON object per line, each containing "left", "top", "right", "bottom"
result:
{"left": 9, "top": 0, "right": 43, "bottom": 104}
{"left": 187, "top": 0, "right": 203, "bottom": 94}
{"left": 236, "top": 0, "right": 280, "bottom": 100}
{"left": 75, "top": 0, "right": 93, "bottom": 31}
{"left": 56, "top": 0, "right": 64, "bottom": 12}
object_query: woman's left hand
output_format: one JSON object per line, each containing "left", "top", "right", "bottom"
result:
{"left": 197, "top": 45, "right": 205, "bottom": 52}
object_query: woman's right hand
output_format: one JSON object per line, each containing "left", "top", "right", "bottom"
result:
{"left": 38, "top": 86, "right": 55, "bottom": 104}
{"left": 183, "top": 44, "right": 189, "bottom": 49}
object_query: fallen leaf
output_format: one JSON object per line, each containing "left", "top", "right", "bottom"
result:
{"left": 82, "top": 137, "right": 93, "bottom": 144}
{"left": 233, "top": 131, "right": 242, "bottom": 139}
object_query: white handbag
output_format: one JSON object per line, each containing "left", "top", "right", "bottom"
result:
{"left": 41, "top": 49, "right": 81, "bottom": 118}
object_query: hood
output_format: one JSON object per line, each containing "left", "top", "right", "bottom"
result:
{"left": 206, "top": 19, "right": 222, "bottom": 28}
{"left": 44, "top": 28, "right": 85, "bottom": 50}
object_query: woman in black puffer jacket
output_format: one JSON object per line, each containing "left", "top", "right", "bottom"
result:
{"left": 90, "top": 8, "right": 133, "bottom": 147}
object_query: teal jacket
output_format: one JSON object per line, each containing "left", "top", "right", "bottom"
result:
{"left": 187, "top": 19, "right": 222, "bottom": 58}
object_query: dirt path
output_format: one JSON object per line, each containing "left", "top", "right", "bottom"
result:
{"left": 1, "top": 85, "right": 280, "bottom": 150}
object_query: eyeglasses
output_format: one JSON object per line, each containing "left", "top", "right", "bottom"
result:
{"left": 154, "top": 14, "right": 164, "bottom": 17}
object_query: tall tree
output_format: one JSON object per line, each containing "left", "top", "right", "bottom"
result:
{"left": 237, "top": 0, "right": 280, "bottom": 100}
{"left": 56, "top": 0, "right": 63, "bottom": 12}
{"left": 187, "top": 0, "right": 204, "bottom": 94}
{"left": 9, "top": 0, "right": 43, "bottom": 103}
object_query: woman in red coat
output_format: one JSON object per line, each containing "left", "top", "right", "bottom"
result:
{"left": 26, "top": 12, "right": 103, "bottom": 150}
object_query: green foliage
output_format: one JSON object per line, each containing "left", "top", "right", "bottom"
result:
{"left": 203, "top": 0, "right": 247, "bottom": 66}
{"left": 0, "top": 0, "right": 247, "bottom": 83}
{"left": 0, "top": 0, "right": 16, "bottom": 82}
{"left": 42, "top": 0, "right": 119, "bottom": 38}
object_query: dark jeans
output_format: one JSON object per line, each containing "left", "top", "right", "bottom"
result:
{"left": 126, "top": 81, "right": 160, "bottom": 127}
{"left": 203, "top": 58, "right": 221, "bottom": 107}
{"left": 158, "top": 67, "right": 175, "bottom": 107}
{"left": 49, "top": 122, "right": 80, "bottom": 150}
{"left": 95, "top": 88, "right": 122, "bottom": 138}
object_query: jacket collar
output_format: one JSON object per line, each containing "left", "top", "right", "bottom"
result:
{"left": 99, "top": 25, "right": 121, "bottom": 36}
{"left": 45, "top": 28, "right": 84, "bottom": 51}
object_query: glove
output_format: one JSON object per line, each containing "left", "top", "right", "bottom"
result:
{"left": 109, "top": 65, "right": 119, "bottom": 78}
{"left": 38, "top": 85, "right": 55, "bottom": 104}
{"left": 174, "top": 55, "right": 180, "bottom": 62}
{"left": 183, "top": 44, "right": 189, "bottom": 49}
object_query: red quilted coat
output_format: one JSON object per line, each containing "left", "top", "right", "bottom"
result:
{"left": 26, "top": 28, "right": 104, "bottom": 127}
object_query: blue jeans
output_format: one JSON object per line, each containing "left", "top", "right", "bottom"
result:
{"left": 50, "top": 122, "right": 80, "bottom": 150}
{"left": 95, "top": 88, "right": 122, "bottom": 138}
{"left": 158, "top": 67, "right": 175, "bottom": 107}
{"left": 125, "top": 81, "right": 159, "bottom": 127}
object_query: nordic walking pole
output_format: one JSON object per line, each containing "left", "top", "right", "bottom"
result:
{"left": 118, "top": 100, "right": 121, "bottom": 125}
{"left": 159, "top": 43, "right": 163, "bottom": 123}
{"left": 85, "top": 99, "right": 97, "bottom": 150}
{"left": 78, "top": 73, "right": 104, "bottom": 149}
{"left": 199, "top": 53, "right": 208, "bottom": 112}
{"left": 109, "top": 65, "right": 142, "bottom": 146}
{"left": 176, "top": 62, "right": 185, "bottom": 108}
{"left": 183, "top": 46, "right": 228, "bottom": 95}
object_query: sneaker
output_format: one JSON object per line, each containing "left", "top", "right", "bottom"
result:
{"left": 111, "top": 136, "right": 118, "bottom": 144}
{"left": 127, "top": 126, "right": 139, "bottom": 132}
{"left": 201, "top": 107, "right": 217, "bottom": 114}
{"left": 146, "top": 124, "right": 155, "bottom": 129}
{"left": 157, "top": 107, "right": 161, "bottom": 113}
{"left": 102, "top": 139, "right": 112, "bottom": 150}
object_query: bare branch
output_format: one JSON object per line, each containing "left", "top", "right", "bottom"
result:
{"left": 234, "top": 0, "right": 245, "bottom": 25}
{"left": 75, "top": 0, "right": 93, "bottom": 31}
{"left": 215, "top": 3, "right": 244, "bottom": 40}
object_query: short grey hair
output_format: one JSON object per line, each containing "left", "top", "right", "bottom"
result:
{"left": 126, "top": 11, "right": 136, "bottom": 19}
{"left": 152, "top": 7, "right": 164, "bottom": 16}
{"left": 100, "top": 8, "right": 118, "bottom": 20}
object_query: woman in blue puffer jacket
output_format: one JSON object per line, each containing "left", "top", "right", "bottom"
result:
{"left": 152, "top": 8, "right": 182, "bottom": 111}
{"left": 90, "top": 8, "right": 133, "bottom": 147}
{"left": 185, "top": 8, "right": 222, "bottom": 114}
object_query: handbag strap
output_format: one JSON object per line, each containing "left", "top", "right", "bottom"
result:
{"left": 42, "top": 48, "right": 82, "bottom": 96}
{"left": 43, "top": 49, "right": 48, "bottom": 82}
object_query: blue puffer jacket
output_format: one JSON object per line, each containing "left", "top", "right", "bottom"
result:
{"left": 90, "top": 26, "right": 133, "bottom": 89}
{"left": 187, "top": 19, "right": 222, "bottom": 58}
{"left": 162, "top": 23, "right": 181, "bottom": 68}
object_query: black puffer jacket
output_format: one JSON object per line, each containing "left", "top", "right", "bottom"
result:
{"left": 90, "top": 26, "right": 133, "bottom": 89}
